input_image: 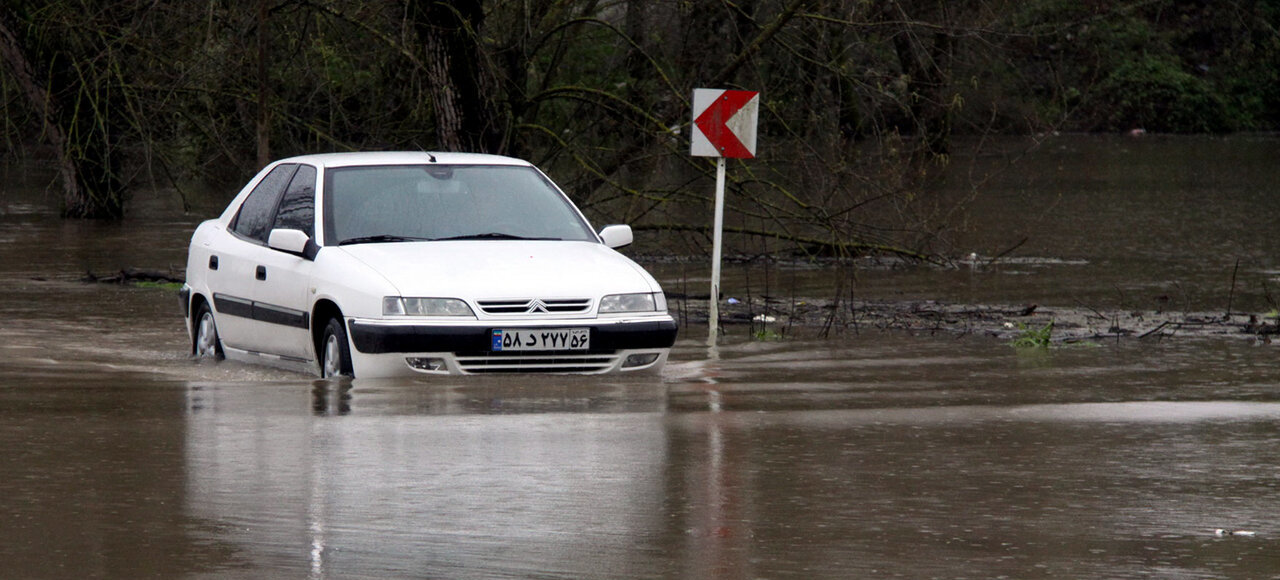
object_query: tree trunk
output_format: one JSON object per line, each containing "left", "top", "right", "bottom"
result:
{"left": 885, "top": 3, "right": 954, "bottom": 155}
{"left": 256, "top": 0, "right": 271, "bottom": 168}
{"left": 408, "top": 0, "right": 504, "bottom": 154}
{"left": 0, "top": 6, "right": 124, "bottom": 218}
{"left": 0, "top": 8, "right": 81, "bottom": 215}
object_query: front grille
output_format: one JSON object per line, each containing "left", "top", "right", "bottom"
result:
{"left": 453, "top": 350, "right": 618, "bottom": 374}
{"left": 477, "top": 298, "right": 591, "bottom": 315}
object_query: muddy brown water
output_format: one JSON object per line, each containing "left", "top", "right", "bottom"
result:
{"left": 3, "top": 136, "right": 1280, "bottom": 578}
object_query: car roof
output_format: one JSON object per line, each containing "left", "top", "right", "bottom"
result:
{"left": 273, "top": 151, "right": 532, "bottom": 169}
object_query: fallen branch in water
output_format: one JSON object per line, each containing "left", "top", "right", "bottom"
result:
{"left": 82, "top": 268, "right": 184, "bottom": 285}
{"left": 1137, "top": 321, "right": 1172, "bottom": 339}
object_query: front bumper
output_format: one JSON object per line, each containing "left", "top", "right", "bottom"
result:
{"left": 345, "top": 316, "right": 678, "bottom": 376}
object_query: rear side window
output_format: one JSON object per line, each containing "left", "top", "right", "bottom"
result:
{"left": 272, "top": 165, "right": 316, "bottom": 237}
{"left": 232, "top": 164, "right": 296, "bottom": 243}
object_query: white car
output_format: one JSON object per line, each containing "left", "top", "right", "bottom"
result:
{"left": 181, "top": 152, "right": 677, "bottom": 378}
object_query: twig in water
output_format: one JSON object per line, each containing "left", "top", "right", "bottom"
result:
{"left": 821, "top": 267, "right": 844, "bottom": 339}
{"left": 984, "top": 236, "right": 1028, "bottom": 268}
{"left": 744, "top": 260, "right": 755, "bottom": 336}
{"left": 787, "top": 265, "right": 796, "bottom": 338}
{"left": 1174, "top": 281, "right": 1191, "bottom": 315}
{"left": 1138, "top": 321, "right": 1172, "bottom": 340}
{"left": 1073, "top": 299, "right": 1109, "bottom": 321}
{"left": 847, "top": 269, "right": 860, "bottom": 336}
{"left": 1226, "top": 258, "right": 1240, "bottom": 320}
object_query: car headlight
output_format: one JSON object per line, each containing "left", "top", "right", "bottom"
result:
{"left": 599, "top": 292, "right": 666, "bottom": 314}
{"left": 383, "top": 297, "right": 475, "bottom": 317}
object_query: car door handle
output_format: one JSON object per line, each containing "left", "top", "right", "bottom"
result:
{"left": 256, "top": 265, "right": 267, "bottom": 281}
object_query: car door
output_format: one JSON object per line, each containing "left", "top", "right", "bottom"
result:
{"left": 208, "top": 164, "right": 296, "bottom": 355}
{"left": 248, "top": 164, "right": 317, "bottom": 361}
{"left": 212, "top": 163, "right": 315, "bottom": 361}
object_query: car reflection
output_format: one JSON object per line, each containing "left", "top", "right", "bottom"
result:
{"left": 182, "top": 378, "right": 670, "bottom": 577}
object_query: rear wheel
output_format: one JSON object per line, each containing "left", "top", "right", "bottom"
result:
{"left": 320, "top": 317, "right": 353, "bottom": 378}
{"left": 193, "top": 301, "right": 224, "bottom": 359}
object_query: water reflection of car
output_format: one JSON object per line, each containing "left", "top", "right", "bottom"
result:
{"left": 180, "top": 152, "right": 677, "bottom": 378}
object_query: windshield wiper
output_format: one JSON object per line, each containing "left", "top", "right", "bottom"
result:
{"left": 432, "top": 232, "right": 560, "bottom": 241}
{"left": 337, "top": 234, "right": 430, "bottom": 246}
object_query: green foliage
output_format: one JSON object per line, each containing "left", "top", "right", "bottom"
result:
{"left": 1090, "top": 56, "right": 1227, "bottom": 133}
{"left": 752, "top": 328, "right": 785, "bottom": 341}
{"left": 1009, "top": 320, "right": 1054, "bottom": 349}
{"left": 132, "top": 281, "right": 184, "bottom": 291}
{"left": 975, "top": 0, "right": 1280, "bottom": 133}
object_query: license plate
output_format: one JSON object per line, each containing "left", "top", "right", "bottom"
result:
{"left": 491, "top": 328, "right": 589, "bottom": 351}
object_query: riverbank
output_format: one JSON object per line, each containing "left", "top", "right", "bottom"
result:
{"left": 668, "top": 294, "right": 1280, "bottom": 344}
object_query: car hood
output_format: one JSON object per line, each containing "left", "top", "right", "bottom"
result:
{"left": 334, "top": 240, "right": 660, "bottom": 300}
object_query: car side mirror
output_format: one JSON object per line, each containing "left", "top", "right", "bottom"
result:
{"left": 267, "top": 228, "right": 318, "bottom": 260}
{"left": 598, "top": 224, "right": 633, "bottom": 249}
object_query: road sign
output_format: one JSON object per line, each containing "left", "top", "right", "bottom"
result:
{"left": 691, "top": 89, "right": 759, "bottom": 158}
{"left": 690, "top": 88, "right": 760, "bottom": 345}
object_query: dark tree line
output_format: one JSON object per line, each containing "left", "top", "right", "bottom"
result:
{"left": 3, "top": 0, "right": 1278, "bottom": 257}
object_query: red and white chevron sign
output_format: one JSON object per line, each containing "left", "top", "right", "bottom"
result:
{"left": 690, "top": 89, "right": 759, "bottom": 158}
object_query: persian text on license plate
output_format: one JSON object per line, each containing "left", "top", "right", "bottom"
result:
{"left": 491, "top": 328, "right": 589, "bottom": 351}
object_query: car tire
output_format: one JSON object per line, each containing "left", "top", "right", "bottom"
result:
{"left": 320, "top": 317, "right": 354, "bottom": 378}
{"left": 193, "top": 301, "right": 224, "bottom": 359}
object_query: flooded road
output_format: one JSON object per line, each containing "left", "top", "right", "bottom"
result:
{"left": 3, "top": 136, "right": 1280, "bottom": 578}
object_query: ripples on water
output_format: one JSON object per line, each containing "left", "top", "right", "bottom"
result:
{"left": 4, "top": 314, "right": 1279, "bottom": 578}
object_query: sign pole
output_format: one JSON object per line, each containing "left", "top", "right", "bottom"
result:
{"left": 689, "top": 88, "right": 758, "bottom": 346}
{"left": 709, "top": 157, "right": 727, "bottom": 344}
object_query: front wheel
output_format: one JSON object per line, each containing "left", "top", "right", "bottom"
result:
{"left": 320, "top": 317, "right": 354, "bottom": 378}
{"left": 193, "top": 302, "right": 224, "bottom": 359}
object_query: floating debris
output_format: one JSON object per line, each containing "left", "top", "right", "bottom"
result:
{"left": 1214, "top": 529, "right": 1257, "bottom": 537}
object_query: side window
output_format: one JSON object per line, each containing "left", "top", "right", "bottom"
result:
{"left": 231, "top": 164, "right": 296, "bottom": 243}
{"left": 272, "top": 165, "right": 316, "bottom": 237}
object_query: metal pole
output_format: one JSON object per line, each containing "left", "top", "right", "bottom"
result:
{"left": 709, "top": 156, "right": 726, "bottom": 344}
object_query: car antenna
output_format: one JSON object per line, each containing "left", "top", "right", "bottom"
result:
{"left": 426, "top": 152, "right": 437, "bottom": 163}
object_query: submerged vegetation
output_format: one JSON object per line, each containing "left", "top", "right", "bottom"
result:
{"left": 2, "top": 1, "right": 1278, "bottom": 257}
{"left": 1010, "top": 321, "right": 1055, "bottom": 349}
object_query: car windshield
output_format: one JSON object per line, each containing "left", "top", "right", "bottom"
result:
{"left": 322, "top": 164, "right": 597, "bottom": 245}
